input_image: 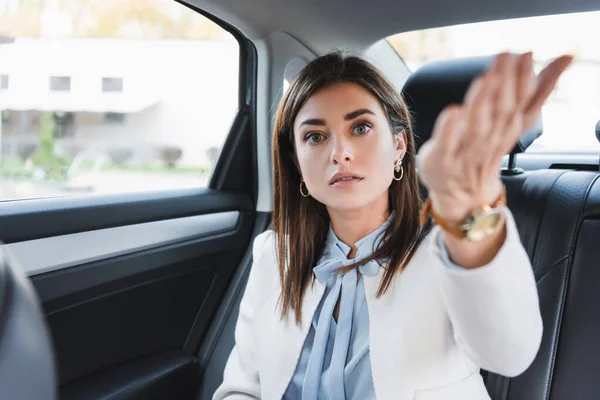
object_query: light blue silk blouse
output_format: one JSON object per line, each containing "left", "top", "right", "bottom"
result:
{"left": 283, "top": 215, "right": 463, "bottom": 400}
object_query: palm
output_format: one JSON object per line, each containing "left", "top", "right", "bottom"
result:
{"left": 418, "top": 52, "right": 573, "bottom": 221}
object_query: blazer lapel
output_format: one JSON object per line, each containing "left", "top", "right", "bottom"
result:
{"left": 259, "top": 278, "right": 326, "bottom": 400}
{"left": 363, "top": 267, "right": 388, "bottom": 400}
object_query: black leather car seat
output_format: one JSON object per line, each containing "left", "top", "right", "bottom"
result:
{"left": 0, "top": 247, "right": 57, "bottom": 400}
{"left": 404, "top": 55, "right": 600, "bottom": 400}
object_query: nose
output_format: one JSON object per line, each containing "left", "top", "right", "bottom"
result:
{"left": 330, "top": 136, "right": 353, "bottom": 165}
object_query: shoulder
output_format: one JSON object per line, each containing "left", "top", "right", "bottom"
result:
{"left": 249, "top": 229, "right": 281, "bottom": 287}
{"left": 252, "top": 229, "right": 278, "bottom": 261}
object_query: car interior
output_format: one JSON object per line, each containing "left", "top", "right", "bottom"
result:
{"left": 1, "top": 0, "right": 600, "bottom": 399}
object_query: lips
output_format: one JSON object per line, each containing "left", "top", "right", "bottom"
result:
{"left": 329, "top": 172, "right": 364, "bottom": 185}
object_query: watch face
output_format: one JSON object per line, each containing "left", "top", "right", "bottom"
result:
{"left": 465, "top": 210, "right": 504, "bottom": 242}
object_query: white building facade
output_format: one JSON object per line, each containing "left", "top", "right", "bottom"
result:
{"left": 0, "top": 37, "right": 239, "bottom": 167}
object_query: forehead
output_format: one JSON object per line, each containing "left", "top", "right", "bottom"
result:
{"left": 294, "top": 82, "right": 384, "bottom": 125}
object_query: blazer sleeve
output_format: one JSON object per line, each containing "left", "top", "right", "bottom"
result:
{"left": 430, "top": 207, "right": 543, "bottom": 377}
{"left": 213, "top": 231, "right": 273, "bottom": 399}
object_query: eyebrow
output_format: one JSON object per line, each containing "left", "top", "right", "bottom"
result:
{"left": 299, "top": 108, "right": 376, "bottom": 127}
{"left": 300, "top": 118, "right": 326, "bottom": 127}
{"left": 344, "top": 108, "right": 376, "bottom": 120}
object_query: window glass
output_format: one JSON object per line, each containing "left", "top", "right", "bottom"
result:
{"left": 102, "top": 77, "right": 123, "bottom": 93}
{"left": 388, "top": 11, "right": 600, "bottom": 153}
{"left": 49, "top": 76, "right": 71, "bottom": 91}
{"left": 0, "top": 0, "right": 239, "bottom": 200}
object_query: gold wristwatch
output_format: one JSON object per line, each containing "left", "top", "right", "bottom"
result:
{"left": 420, "top": 186, "right": 507, "bottom": 242}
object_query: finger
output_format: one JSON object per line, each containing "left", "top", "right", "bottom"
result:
{"left": 463, "top": 53, "right": 503, "bottom": 107}
{"left": 456, "top": 57, "right": 504, "bottom": 186}
{"left": 484, "top": 53, "right": 531, "bottom": 163}
{"left": 494, "top": 111, "right": 524, "bottom": 163}
{"left": 487, "top": 53, "right": 537, "bottom": 170}
{"left": 463, "top": 76, "right": 485, "bottom": 108}
{"left": 431, "top": 105, "right": 464, "bottom": 157}
{"left": 462, "top": 72, "right": 498, "bottom": 153}
{"left": 465, "top": 54, "right": 513, "bottom": 170}
{"left": 498, "top": 55, "right": 573, "bottom": 153}
{"left": 447, "top": 104, "right": 484, "bottom": 194}
{"left": 516, "top": 52, "right": 535, "bottom": 108}
{"left": 488, "top": 52, "right": 506, "bottom": 75}
{"left": 493, "top": 53, "right": 518, "bottom": 122}
{"left": 492, "top": 53, "right": 533, "bottom": 159}
{"left": 524, "top": 55, "right": 574, "bottom": 115}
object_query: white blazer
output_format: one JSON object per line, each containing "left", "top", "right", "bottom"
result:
{"left": 213, "top": 209, "right": 543, "bottom": 400}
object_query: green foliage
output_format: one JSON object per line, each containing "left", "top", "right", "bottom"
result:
{"left": 30, "top": 113, "right": 70, "bottom": 180}
{"left": 0, "top": 0, "right": 228, "bottom": 40}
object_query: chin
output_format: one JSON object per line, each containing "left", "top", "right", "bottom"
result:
{"left": 316, "top": 185, "right": 390, "bottom": 214}
{"left": 320, "top": 196, "right": 374, "bottom": 213}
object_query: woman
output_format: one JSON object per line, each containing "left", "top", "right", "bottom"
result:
{"left": 213, "top": 51, "right": 572, "bottom": 399}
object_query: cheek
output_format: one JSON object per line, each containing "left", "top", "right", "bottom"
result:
{"left": 371, "top": 157, "right": 395, "bottom": 184}
{"left": 296, "top": 148, "right": 321, "bottom": 179}
{"left": 366, "top": 136, "right": 396, "bottom": 170}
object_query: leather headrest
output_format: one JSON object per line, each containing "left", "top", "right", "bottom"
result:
{"left": 402, "top": 55, "right": 543, "bottom": 154}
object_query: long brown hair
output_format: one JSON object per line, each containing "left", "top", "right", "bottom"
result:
{"left": 272, "top": 51, "right": 429, "bottom": 324}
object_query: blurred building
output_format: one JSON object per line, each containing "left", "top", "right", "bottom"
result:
{"left": 0, "top": 37, "right": 238, "bottom": 167}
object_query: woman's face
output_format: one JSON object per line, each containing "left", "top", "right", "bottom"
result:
{"left": 293, "top": 82, "right": 406, "bottom": 213}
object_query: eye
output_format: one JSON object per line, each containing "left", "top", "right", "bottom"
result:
{"left": 353, "top": 123, "right": 372, "bottom": 135}
{"left": 305, "top": 132, "right": 325, "bottom": 144}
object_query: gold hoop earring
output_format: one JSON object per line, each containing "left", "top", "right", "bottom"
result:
{"left": 300, "top": 180, "right": 310, "bottom": 197}
{"left": 393, "top": 159, "right": 404, "bottom": 181}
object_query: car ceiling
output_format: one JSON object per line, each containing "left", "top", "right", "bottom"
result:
{"left": 188, "top": 0, "right": 600, "bottom": 54}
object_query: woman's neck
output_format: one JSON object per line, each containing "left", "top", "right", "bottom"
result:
{"left": 327, "top": 201, "right": 390, "bottom": 259}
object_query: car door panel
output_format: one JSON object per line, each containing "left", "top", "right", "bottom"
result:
{"left": 1, "top": 115, "right": 259, "bottom": 399}
{"left": 12, "top": 195, "right": 256, "bottom": 397}
{"left": 61, "top": 350, "right": 197, "bottom": 400}
{"left": 0, "top": 1, "right": 259, "bottom": 397}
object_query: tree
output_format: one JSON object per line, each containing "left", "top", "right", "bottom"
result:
{"left": 0, "top": 2, "right": 43, "bottom": 37}
{"left": 0, "top": 0, "right": 227, "bottom": 40}
{"left": 30, "top": 112, "right": 70, "bottom": 180}
{"left": 387, "top": 28, "right": 453, "bottom": 65}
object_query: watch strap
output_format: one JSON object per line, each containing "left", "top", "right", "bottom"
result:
{"left": 420, "top": 186, "right": 507, "bottom": 240}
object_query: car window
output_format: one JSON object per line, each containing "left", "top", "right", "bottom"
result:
{"left": 0, "top": 0, "right": 238, "bottom": 201}
{"left": 387, "top": 11, "right": 600, "bottom": 153}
